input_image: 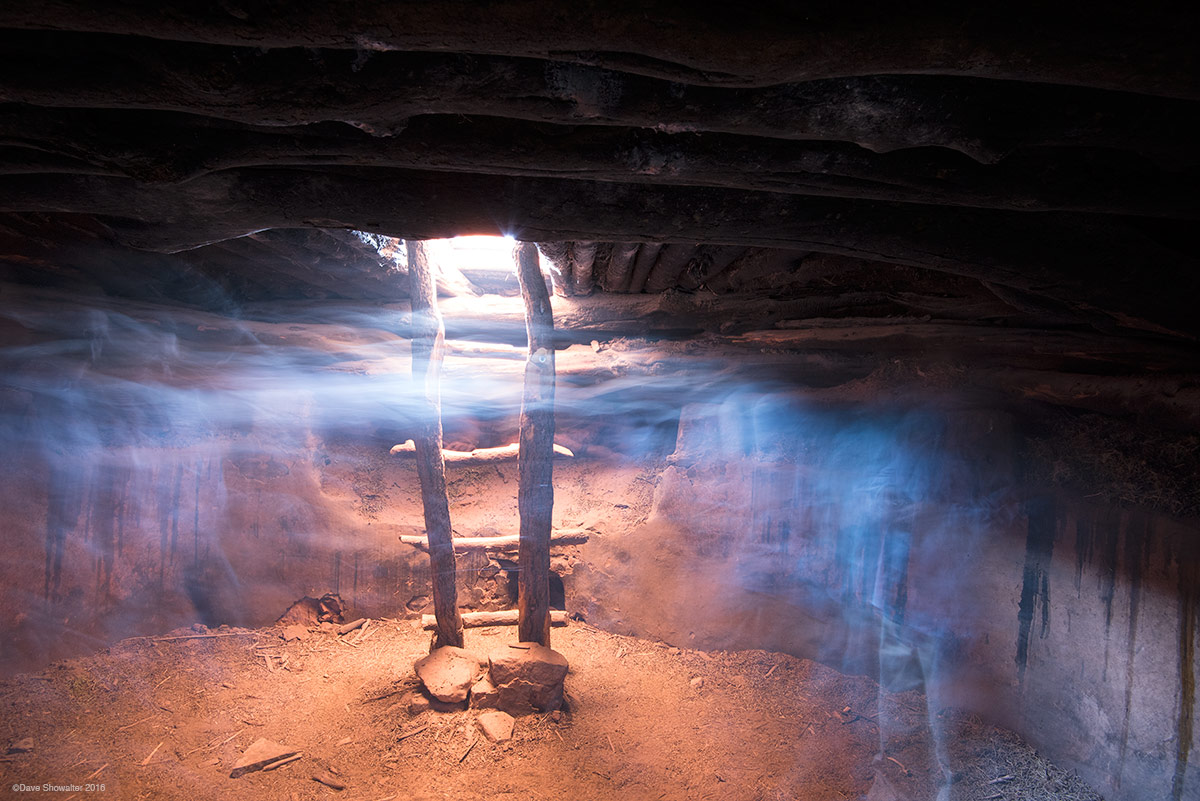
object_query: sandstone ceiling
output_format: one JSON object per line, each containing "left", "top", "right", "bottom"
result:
{"left": 1, "top": 3, "right": 1198, "bottom": 437}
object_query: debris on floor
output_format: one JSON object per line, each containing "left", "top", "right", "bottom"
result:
{"left": 0, "top": 621, "right": 1106, "bottom": 801}
{"left": 229, "top": 738, "right": 301, "bottom": 778}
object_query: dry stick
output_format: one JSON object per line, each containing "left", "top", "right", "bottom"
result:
{"left": 987, "top": 775, "right": 1015, "bottom": 784}
{"left": 262, "top": 753, "right": 303, "bottom": 771}
{"left": 84, "top": 763, "right": 108, "bottom": 780}
{"left": 515, "top": 240, "right": 555, "bottom": 648}
{"left": 397, "top": 725, "right": 428, "bottom": 742}
{"left": 140, "top": 743, "right": 163, "bottom": 766}
{"left": 765, "top": 663, "right": 779, "bottom": 678}
{"left": 185, "top": 728, "right": 244, "bottom": 756}
{"left": 117, "top": 714, "right": 156, "bottom": 732}
{"left": 458, "top": 737, "right": 477, "bottom": 763}
{"left": 886, "top": 756, "right": 909, "bottom": 774}
{"left": 407, "top": 239, "right": 463, "bottom": 649}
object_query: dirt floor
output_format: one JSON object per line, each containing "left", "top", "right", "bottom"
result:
{"left": 0, "top": 619, "right": 1104, "bottom": 801}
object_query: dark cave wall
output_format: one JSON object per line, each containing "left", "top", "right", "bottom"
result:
{"left": 566, "top": 398, "right": 1200, "bottom": 801}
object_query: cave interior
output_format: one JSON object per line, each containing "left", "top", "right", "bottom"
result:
{"left": 0, "top": 4, "right": 1198, "bottom": 801}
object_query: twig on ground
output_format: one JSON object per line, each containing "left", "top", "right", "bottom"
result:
{"left": 397, "top": 725, "right": 428, "bottom": 742}
{"left": 140, "top": 743, "right": 162, "bottom": 766}
{"left": 117, "top": 714, "right": 156, "bottom": 732}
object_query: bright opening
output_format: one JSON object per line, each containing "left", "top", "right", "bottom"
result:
{"left": 444, "top": 235, "right": 518, "bottom": 273}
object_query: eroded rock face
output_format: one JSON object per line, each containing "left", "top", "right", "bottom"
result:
{"left": 469, "top": 675, "right": 500, "bottom": 710}
{"left": 414, "top": 646, "right": 486, "bottom": 703}
{"left": 487, "top": 642, "right": 569, "bottom": 714}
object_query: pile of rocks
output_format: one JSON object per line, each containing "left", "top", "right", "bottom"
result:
{"left": 413, "top": 642, "right": 568, "bottom": 716}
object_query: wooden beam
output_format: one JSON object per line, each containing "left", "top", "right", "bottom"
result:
{"left": 389, "top": 440, "right": 574, "bottom": 462}
{"left": 515, "top": 241, "right": 555, "bottom": 647}
{"left": 406, "top": 239, "right": 463, "bottom": 649}
{"left": 3, "top": 31, "right": 1195, "bottom": 163}
{"left": 422, "top": 610, "right": 568, "bottom": 630}
{"left": 400, "top": 530, "right": 591, "bottom": 552}
{"left": 569, "top": 241, "right": 598, "bottom": 295}
{"left": 0, "top": 3, "right": 1192, "bottom": 98}
{"left": 7, "top": 109, "right": 1193, "bottom": 220}
{"left": 4, "top": 168, "right": 1193, "bottom": 334}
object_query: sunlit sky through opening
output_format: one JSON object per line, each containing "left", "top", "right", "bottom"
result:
{"left": 445, "top": 235, "right": 518, "bottom": 273}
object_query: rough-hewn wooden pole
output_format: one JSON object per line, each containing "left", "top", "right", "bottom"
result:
{"left": 515, "top": 242, "right": 555, "bottom": 647}
{"left": 406, "top": 239, "right": 463, "bottom": 649}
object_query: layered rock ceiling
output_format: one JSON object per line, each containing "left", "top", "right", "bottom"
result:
{"left": 1, "top": 3, "right": 1198, "bottom": 435}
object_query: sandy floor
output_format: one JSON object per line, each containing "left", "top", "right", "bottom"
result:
{"left": 0, "top": 620, "right": 1102, "bottom": 801}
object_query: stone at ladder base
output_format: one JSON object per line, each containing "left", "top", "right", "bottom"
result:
{"left": 487, "top": 643, "right": 569, "bottom": 715}
{"left": 469, "top": 676, "right": 500, "bottom": 709}
{"left": 477, "top": 711, "right": 515, "bottom": 743}
{"left": 414, "top": 646, "right": 486, "bottom": 704}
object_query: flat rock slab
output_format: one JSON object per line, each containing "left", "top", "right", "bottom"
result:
{"left": 281, "top": 624, "right": 308, "bottom": 641}
{"left": 487, "top": 642, "right": 569, "bottom": 714}
{"left": 230, "top": 738, "right": 301, "bottom": 778}
{"left": 414, "top": 646, "right": 486, "bottom": 703}
{"left": 477, "top": 711, "right": 515, "bottom": 743}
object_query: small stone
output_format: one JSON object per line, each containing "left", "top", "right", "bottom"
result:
{"left": 281, "top": 624, "right": 308, "bottom": 642}
{"left": 230, "top": 738, "right": 300, "bottom": 778}
{"left": 690, "top": 677, "right": 704, "bottom": 690}
{"left": 476, "top": 711, "right": 515, "bottom": 743}
{"left": 549, "top": 710, "right": 562, "bottom": 723}
{"left": 487, "top": 642, "right": 569, "bottom": 715}
{"left": 469, "top": 676, "right": 499, "bottom": 709}
{"left": 414, "top": 646, "right": 486, "bottom": 703}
